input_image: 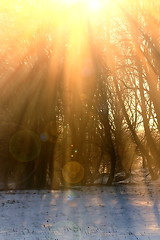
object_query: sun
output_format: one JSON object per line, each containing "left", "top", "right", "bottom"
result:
{"left": 86, "top": 0, "right": 103, "bottom": 12}
{"left": 61, "top": 0, "right": 79, "bottom": 5}
{"left": 58, "top": 0, "right": 104, "bottom": 12}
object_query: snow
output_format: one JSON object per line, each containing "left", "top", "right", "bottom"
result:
{"left": 94, "top": 169, "right": 151, "bottom": 185}
{"left": 1, "top": 183, "right": 160, "bottom": 240}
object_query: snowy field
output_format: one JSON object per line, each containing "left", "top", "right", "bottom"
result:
{"left": 1, "top": 181, "right": 160, "bottom": 240}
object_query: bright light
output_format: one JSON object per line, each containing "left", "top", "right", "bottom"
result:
{"left": 86, "top": 0, "right": 102, "bottom": 12}
{"left": 61, "top": 0, "right": 79, "bottom": 6}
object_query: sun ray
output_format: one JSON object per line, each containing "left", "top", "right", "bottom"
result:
{"left": 0, "top": 0, "right": 160, "bottom": 189}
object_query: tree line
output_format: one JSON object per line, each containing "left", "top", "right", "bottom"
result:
{"left": 0, "top": 0, "right": 160, "bottom": 189}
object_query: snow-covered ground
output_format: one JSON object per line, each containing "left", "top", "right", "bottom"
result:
{"left": 1, "top": 180, "right": 160, "bottom": 240}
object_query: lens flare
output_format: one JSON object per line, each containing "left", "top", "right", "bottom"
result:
{"left": 9, "top": 130, "right": 41, "bottom": 162}
{"left": 40, "top": 121, "right": 57, "bottom": 142}
{"left": 62, "top": 161, "right": 84, "bottom": 184}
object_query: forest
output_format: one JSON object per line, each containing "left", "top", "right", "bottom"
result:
{"left": 0, "top": 0, "right": 160, "bottom": 190}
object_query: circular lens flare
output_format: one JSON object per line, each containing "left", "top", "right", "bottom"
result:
{"left": 9, "top": 130, "right": 41, "bottom": 162}
{"left": 62, "top": 161, "right": 84, "bottom": 184}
